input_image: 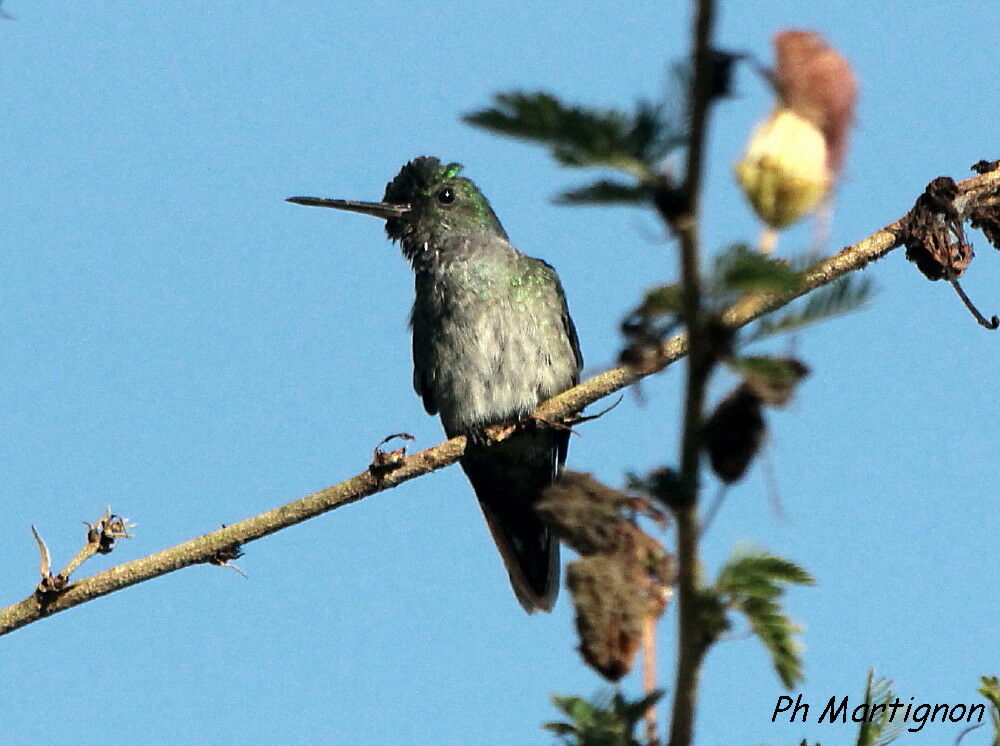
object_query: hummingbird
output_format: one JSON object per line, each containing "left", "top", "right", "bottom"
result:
{"left": 289, "top": 157, "right": 582, "bottom": 612}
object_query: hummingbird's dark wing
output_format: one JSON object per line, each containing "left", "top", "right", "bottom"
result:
{"left": 539, "top": 259, "right": 584, "bottom": 380}
{"left": 410, "top": 305, "right": 438, "bottom": 416}
{"left": 538, "top": 259, "right": 582, "bottom": 468}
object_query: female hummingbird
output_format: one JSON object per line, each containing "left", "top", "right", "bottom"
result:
{"left": 289, "top": 157, "right": 582, "bottom": 612}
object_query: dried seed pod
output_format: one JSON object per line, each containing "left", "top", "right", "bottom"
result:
{"left": 901, "top": 176, "right": 973, "bottom": 281}
{"left": 543, "top": 472, "right": 674, "bottom": 680}
{"left": 703, "top": 386, "right": 766, "bottom": 484}
{"left": 969, "top": 201, "right": 1000, "bottom": 250}
{"left": 566, "top": 555, "right": 644, "bottom": 682}
{"left": 538, "top": 472, "right": 633, "bottom": 556}
{"left": 900, "top": 176, "right": 999, "bottom": 328}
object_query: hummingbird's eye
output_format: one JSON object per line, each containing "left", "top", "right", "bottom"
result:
{"left": 436, "top": 187, "right": 456, "bottom": 205}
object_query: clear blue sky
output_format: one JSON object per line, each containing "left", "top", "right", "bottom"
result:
{"left": 1, "top": 2, "right": 997, "bottom": 744}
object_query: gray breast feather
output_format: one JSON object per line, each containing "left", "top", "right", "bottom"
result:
{"left": 410, "top": 259, "right": 578, "bottom": 436}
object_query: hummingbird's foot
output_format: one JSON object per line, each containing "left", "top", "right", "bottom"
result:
{"left": 493, "top": 422, "right": 520, "bottom": 439}
{"left": 524, "top": 412, "right": 578, "bottom": 435}
{"left": 564, "top": 394, "right": 625, "bottom": 427}
{"left": 472, "top": 412, "right": 578, "bottom": 446}
{"left": 472, "top": 421, "right": 518, "bottom": 446}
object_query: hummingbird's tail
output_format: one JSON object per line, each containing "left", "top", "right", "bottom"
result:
{"left": 460, "top": 429, "right": 565, "bottom": 613}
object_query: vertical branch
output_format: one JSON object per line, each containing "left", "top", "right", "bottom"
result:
{"left": 666, "top": 1, "right": 717, "bottom": 745}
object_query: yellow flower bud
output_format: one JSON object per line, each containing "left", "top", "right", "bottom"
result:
{"left": 735, "top": 108, "right": 830, "bottom": 229}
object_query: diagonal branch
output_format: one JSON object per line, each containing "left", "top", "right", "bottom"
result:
{"left": 1, "top": 167, "right": 997, "bottom": 638}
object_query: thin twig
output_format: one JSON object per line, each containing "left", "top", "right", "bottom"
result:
{"left": 31, "top": 526, "right": 52, "bottom": 580}
{"left": 949, "top": 277, "right": 1000, "bottom": 329}
{"left": 59, "top": 542, "right": 100, "bottom": 581}
{"left": 1, "top": 168, "right": 997, "bottom": 638}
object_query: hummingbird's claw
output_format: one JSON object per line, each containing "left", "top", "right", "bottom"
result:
{"left": 525, "top": 412, "right": 579, "bottom": 436}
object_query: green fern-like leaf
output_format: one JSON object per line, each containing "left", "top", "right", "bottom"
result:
{"left": 730, "top": 352, "right": 807, "bottom": 386}
{"left": 637, "top": 284, "right": 684, "bottom": 319}
{"left": 979, "top": 675, "right": 1000, "bottom": 710}
{"left": 717, "top": 550, "right": 815, "bottom": 591}
{"left": 613, "top": 689, "right": 663, "bottom": 728}
{"left": 464, "top": 92, "right": 681, "bottom": 178}
{"left": 543, "top": 690, "right": 661, "bottom": 746}
{"left": 715, "top": 548, "right": 814, "bottom": 689}
{"left": 552, "top": 695, "right": 598, "bottom": 728}
{"left": 856, "top": 669, "right": 903, "bottom": 746}
{"left": 741, "top": 595, "right": 805, "bottom": 689}
{"left": 556, "top": 179, "right": 653, "bottom": 205}
{"left": 711, "top": 244, "right": 806, "bottom": 295}
{"left": 727, "top": 355, "right": 801, "bottom": 382}
{"left": 977, "top": 676, "right": 1000, "bottom": 745}
{"left": 749, "top": 275, "right": 874, "bottom": 340}
{"left": 725, "top": 355, "right": 810, "bottom": 408}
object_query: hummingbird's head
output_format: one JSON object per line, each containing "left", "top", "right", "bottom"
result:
{"left": 288, "top": 156, "right": 508, "bottom": 263}
{"left": 380, "top": 157, "right": 508, "bottom": 248}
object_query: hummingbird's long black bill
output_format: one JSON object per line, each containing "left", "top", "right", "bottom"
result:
{"left": 286, "top": 197, "right": 410, "bottom": 220}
